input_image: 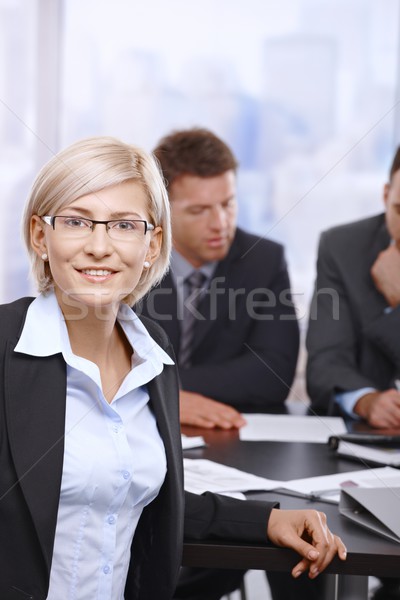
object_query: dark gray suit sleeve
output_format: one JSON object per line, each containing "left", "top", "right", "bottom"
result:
{"left": 184, "top": 491, "right": 277, "bottom": 542}
{"left": 363, "top": 306, "right": 400, "bottom": 366}
{"left": 306, "top": 230, "right": 386, "bottom": 413}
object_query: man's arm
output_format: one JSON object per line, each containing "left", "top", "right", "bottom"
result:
{"left": 184, "top": 491, "right": 347, "bottom": 579}
{"left": 307, "top": 231, "right": 400, "bottom": 424}
{"left": 353, "top": 389, "right": 400, "bottom": 428}
{"left": 306, "top": 231, "right": 378, "bottom": 414}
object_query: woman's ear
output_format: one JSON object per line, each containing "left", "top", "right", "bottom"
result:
{"left": 30, "top": 215, "right": 47, "bottom": 258}
{"left": 145, "top": 226, "right": 162, "bottom": 266}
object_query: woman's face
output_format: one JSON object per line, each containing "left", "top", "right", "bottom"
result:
{"left": 31, "top": 180, "right": 161, "bottom": 317}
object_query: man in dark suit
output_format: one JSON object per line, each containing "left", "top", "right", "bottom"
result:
{"left": 307, "top": 147, "right": 400, "bottom": 427}
{"left": 306, "top": 147, "right": 400, "bottom": 600}
{"left": 137, "top": 128, "right": 321, "bottom": 600}
{"left": 139, "top": 127, "right": 300, "bottom": 430}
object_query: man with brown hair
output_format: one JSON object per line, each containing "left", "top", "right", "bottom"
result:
{"left": 307, "top": 147, "right": 400, "bottom": 600}
{"left": 140, "top": 127, "right": 299, "bottom": 429}
{"left": 137, "top": 128, "right": 322, "bottom": 600}
{"left": 307, "top": 146, "right": 400, "bottom": 427}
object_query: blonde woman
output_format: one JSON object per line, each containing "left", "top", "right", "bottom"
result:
{"left": 0, "top": 136, "right": 346, "bottom": 599}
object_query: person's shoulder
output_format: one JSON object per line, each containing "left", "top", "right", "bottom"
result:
{"left": 321, "top": 213, "right": 385, "bottom": 245}
{"left": 0, "top": 297, "right": 34, "bottom": 341}
{"left": 0, "top": 297, "right": 34, "bottom": 317}
{"left": 233, "top": 227, "right": 284, "bottom": 257}
{"left": 139, "top": 313, "right": 172, "bottom": 352}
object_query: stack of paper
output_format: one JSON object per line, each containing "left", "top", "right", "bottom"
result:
{"left": 239, "top": 414, "right": 347, "bottom": 443}
{"left": 334, "top": 440, "right": 400, "bottom": 467}
{"left": 183, "top": 457, "right": 400, "bottom": 506}
{"left": 181, "top": 434, "right": 206, "bottom": 450}
{"left": 286, "top": 466, "right": 400, "bottom": 503}
{"left": 183, "top": 458, "right": 283, "bottom": 495}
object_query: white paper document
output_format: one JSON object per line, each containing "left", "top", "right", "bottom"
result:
{"left": 335, "top": 440, "right": 400, "bottom": 467}
{"left": 285, "top": 466, "right": 400, "bottom": 504}
{"left": 183, "top": 458, "right": 284, "bottom": 495}
{"left": 239, "top": 414, "right": 347, "bottom": 443}
{"left": 181, "top": 434, "right": 206, "bottom": 450}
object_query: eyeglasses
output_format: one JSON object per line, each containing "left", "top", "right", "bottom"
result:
{"left": 41, "top": 215, "right": 155, "bottom": 242}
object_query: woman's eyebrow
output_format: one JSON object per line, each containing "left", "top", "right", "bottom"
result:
{"left": 60, "top": 206, "right": 144, "bottom": 219}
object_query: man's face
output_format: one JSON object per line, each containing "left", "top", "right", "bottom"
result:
{"left": 384, "top": 169, "right": 400, "bottom": 247}
{"left": 168, "top": 171, "right": 237, "bottom": 267}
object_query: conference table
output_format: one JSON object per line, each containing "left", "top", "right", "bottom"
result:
{"left": 181, "top": 424, "right": 400, "bottom": 600}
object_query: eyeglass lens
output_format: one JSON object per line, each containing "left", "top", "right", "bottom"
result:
{"left": 53, "top": 216, "right": 149, "bottom": 240}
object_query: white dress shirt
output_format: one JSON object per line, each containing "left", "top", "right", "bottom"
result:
{"left": 15, "top": 291, "right": 174, "bottom": 600}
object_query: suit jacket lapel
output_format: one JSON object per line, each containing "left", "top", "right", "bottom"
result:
{"left": 147, "top": 363, "right": 183, "bottom": 483}
{"left": 153, "top": 273, "right": 181, "bottom": 352}
{"left": 5, "top": 344, "right": 66, "bottom": 571}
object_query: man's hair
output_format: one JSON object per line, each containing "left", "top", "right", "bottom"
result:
{"left": 389, "top": 146, "right": 400, "bottom": 181}
{"left": 153, "top": 127, "right": 238, "bottom": 189}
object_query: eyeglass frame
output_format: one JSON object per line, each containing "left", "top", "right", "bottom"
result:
{"left": 41, "top": 215, "right": 155, "bottom": 237}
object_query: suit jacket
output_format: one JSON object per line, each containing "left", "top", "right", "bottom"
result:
{"left": 306, "top": 213, "right": 400, "bottom": 414}
{"left": 137, "top": 228, "right": 299, "bottom": 413}
{"left": 0, "top": 297, "right": 273, "bottom": 600}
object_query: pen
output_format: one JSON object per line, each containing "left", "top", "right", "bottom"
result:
{"left": 310, "top": 488, "right": 340, "bottom": 497}
{"left": 272, "top": 488, "right": 339, "bottom": 505}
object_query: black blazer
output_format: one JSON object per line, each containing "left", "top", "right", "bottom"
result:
{"left": 306, "top": 213, "right": 400, "bottom": 414}
{"left": 0, "top": 297, "right": 273, "bottom": 600}
{"left": 137, "top": 228, "right": 299, "bottom": 413}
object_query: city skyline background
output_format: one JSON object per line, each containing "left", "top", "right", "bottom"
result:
{"left": 1, "top": 0, "right": 400, "bottom": 324}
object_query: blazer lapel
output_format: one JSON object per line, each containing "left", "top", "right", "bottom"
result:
{"left": 147, "top": 364, "right": 183, "bottom": 483}
{"left": 5, "top": 344, "right": 66, "bottom": 571}
{"left": 151, "top": 273, "right": 181, "bottom": 352}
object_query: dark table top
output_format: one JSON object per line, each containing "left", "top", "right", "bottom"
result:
{"left": 182, "top": 426, "right": 400, "bottom": 576}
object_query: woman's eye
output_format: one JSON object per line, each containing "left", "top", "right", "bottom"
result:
{"left": 113, "top": 220, "right": 136, "bottom": 230}
{"left": 64, "top": 218, "right": 89, "bottom": 228}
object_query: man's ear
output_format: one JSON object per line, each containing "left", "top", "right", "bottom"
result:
{"left": 30, "top": 215, "right": 47, "bottom": 257}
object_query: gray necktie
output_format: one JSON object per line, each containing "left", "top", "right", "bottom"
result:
{"left": 179, "top": 270, "right": 206, "bottom": 368}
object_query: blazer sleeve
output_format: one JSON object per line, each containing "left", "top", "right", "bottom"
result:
{"left": 180, "top": 248, "right": 299, "bottom": 411}
{"left": 363, "top": 306, "right": 400, "bottom": 367}
{"left": 306, "top": 231, "right": 382, "bottom": 414}
{"left": 184, "top": 490, "right": 277, "bottom": 543}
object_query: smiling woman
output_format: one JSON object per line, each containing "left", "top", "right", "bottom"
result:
{"left": 0, "top": 135, "right": 346, "bottom": 600}
{"left": 23, "top": 136, "right": 171, "bottom": 306}
{"left": 30, "top": 180, "right": 162, "bottom": 317}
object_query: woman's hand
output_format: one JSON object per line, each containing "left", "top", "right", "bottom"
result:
{"left": 267, "top": 508, "right": 347, "bottom": 579}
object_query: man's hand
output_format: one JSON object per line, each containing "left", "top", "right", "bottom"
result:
{"left": 179, "top": 390, "right": 246, "bottom": 429}
{"left": 354, "top": 389, "right": 400, "bottom": 428}
{"left": 267, "top": 508, "right": 347, "bottom": 579}
{"left": 371, "top": 245, "right": 400, "bottom": 307}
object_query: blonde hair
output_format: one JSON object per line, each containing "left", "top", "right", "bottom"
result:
{"left": 23, "top": 136, "right": 171, "bottom": 304}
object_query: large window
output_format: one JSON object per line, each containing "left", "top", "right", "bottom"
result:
{"left": 2, "top": 0, "right": 400, "bottom": 322}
